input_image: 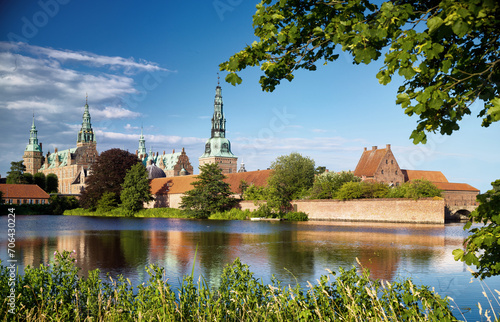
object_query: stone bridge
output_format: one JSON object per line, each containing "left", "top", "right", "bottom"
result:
{"left": 445, "top": 205, "right": 478, "bottom": 221}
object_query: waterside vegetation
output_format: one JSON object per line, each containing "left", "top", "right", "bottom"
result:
{"left": 1, "top": 250, "right": 460, "bottom": 321}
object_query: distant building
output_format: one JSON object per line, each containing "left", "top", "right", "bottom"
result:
{"left": 353, "top": 144, "right": 404, "bottom": 186}
{"left": 22, "top": 97, "right": 98, "bottom": 194}
{"left": 0, "top": 184, "right": 50, "bottom": 205}
{"left": 353, "top": 144, "right": 479, "bottom": 213}
{"left": 136, "top": 127, "right": 194, "bottom": 177}
{"left": 199, "top": 82, "right": 237, "bottom": 174}
{"left": 147, "top": 169, "right": 272, "bottom": 208}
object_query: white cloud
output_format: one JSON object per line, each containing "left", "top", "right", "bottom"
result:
{"left": 93, "top": 106, "right": 141, "bottom": 119}
{"left": 312, "top": 128, "right": 328, "bottom": 133}
{"left": 1, "top": 42, "right": 170, "bottom": 73}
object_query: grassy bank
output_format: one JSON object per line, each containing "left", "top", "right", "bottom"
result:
{"left": 64, "top": 207, "right": 308, "bottom": 221}
{"left": 1, "top": 251, "right": 458, "bottom": 321}
{"left": 64, "top": 207, "right": 188, "bottom": 218}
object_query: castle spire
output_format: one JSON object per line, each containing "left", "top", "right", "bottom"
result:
{"left": 25, "top": 113, "right": 42, "bottom": 152}
{"left": 77, "top": 95, "right": 96, "bottom": 146}
{"left": 138, "top": 125, "right": 147, "bottom": 158}
{"left": 211, "top": 81, "right": 226, "bottom": 138}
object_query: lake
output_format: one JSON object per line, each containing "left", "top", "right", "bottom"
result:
{"left": 1, "top": 215, "right": 496, "bottom": 321}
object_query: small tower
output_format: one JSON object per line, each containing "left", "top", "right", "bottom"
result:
{"left": 23, "top": 114, "right": 44, "bottom": 175}
{"left": 199, "top": 77, "right": 237, "bottom": 174}
{"left": 138, "top": 126, "right": 147, "bottom": 160}
{"left": 77, "top": 94, "right": 96, "bottom": 147}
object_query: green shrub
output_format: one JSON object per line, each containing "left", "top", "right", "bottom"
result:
{"left": 209, "top": 208, "right": 251, "bottom": 220}
{"left": 284, "top": 211, "right": 308, "bottom": 221}
{"left": 388, "top": 179, "right": 442, "bottom": 200}
{"left": 0, "top": 251, "right": 459, "bottom": 321}
{"left": 251, "top": 203, "right": 277, "bottom": 218}
{"left": 335, "top": 181, "right": 364, "bottom": 200}
{"left": 96, "top": 191, "right": 119, "bottom": 213}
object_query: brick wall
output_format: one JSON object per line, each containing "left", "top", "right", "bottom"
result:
{"left": 240, "top": 198, "right": 445, "bottom": 224}
{"left": 442, "top": 190, "right": 478, "bottom": 207}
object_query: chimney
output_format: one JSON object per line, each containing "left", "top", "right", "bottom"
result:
{"left": 135, "top": 150, "right": 138, "bottom": 155}
{"left": 386, "top": 144, "right": 391, "bottom": 149}
{"left": 372, "top": 146, "right": 377, "bottom": 150}
{"left": 55, "top": 147, "right": 58, "bottom": 153}
{"left": 40, "top": 142, "right": 42, "bottom": 150}
{"left": 363, "top": 147, "right": 367, "bottom": 152}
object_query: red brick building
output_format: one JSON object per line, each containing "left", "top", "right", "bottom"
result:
{"left": 354, "top": 145, "right": 480, "bottom": 214}
{"left": 0, "top": 184, "right": 50, "bottom": 205}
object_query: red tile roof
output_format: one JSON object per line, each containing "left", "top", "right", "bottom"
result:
{"left": 0, "top": 184, "right": 50, "bottom": 199}
{"left": 401, "top": 170, "right": 449, "bottom": 183}
{"left": 434, "top": 182, "right": 480, "bottom": 192}
{"left": 150, "top": 170, "right": 272, "bottom": 195}
{"left": 353, "top": 148, "right": 388, "bottom": 177}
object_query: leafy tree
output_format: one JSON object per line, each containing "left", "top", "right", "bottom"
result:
{"left": 309, "top": 171, "right": 361, "bottom": 199}
{"left": 387, "top": 179, "right": 442, "bottom": 200}
{"left": 34, "top": 172, "right": 46, "bottom": 191}
{"left": 453, "top": 180, "right": 500, "bottom": 279}
{"left": 49, "top": 195, "right": 79, "bottom": 215}
{"left": 46, "top": 173, "right": 59, "bottom": 193}
{"left": 23, "top": 172, "right": 34, "bottom": 184}
{"left": 243, "top": 184, "right": 269, "bottom": 200}
{"left": 221, "top": 0, "right": 500, "bottom": 144}
{"left": 335, "top": 182, "right": 364, "bottom": 200}
{"left": 180, "top": 163, "right": 237, "bottom": 218}
{"left": 6, "top": 161, "right": 26, "bottom": 184}
{"left": 315, "top": 166, "right": 327, "bottom": 175}
{"left": 267, "top": 153, "right": 315, "bottom": 212}
{"left": 361, "top": 181, "right": 391, "bottom": 198}
{"left": 238, "top": 180, "right": 249, "bottom": 199}
{"left": 97, "top": 192, "right": 119, "bottom": 213}
{"left": 80, "top": 148, "right": 140, "bottom": 210}
{"left": 120, "top": 163, "right": 153, "bottom": 216}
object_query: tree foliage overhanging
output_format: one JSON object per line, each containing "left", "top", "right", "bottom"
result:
{"left": 220, "top": 0, "right": 500, "bottom": 144}
{"left": 120, "top": 163, "right": 153, "bottom": 215}
{"left": 80, "top": 149, "right": 140, "bottom": 210}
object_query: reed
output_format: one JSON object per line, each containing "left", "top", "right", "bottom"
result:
{"left": 0, "top": 250, "right": 467, "bottom": 321}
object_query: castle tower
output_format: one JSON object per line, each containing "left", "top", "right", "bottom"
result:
{"left": 77, "top": 95, "right": 96, "bottom": 147}
{"left": 138, "top": 126, "right": 147, "bottom": 160}
{"left": 199, "top": 79, "right": 237, "bottom": 174}
{"left": 23, "top": 114, "right": 44, "bottom": 175}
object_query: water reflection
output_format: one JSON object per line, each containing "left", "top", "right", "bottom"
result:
{"left": 0, "top": 216, "right": 492, "bottom": 321}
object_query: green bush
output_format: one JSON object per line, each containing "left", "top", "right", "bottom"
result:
{"left": 135, "top": 207, "right": 187, "bottom": 218}
{"left": 283, "top": 211, "right": 308, "bottom": 221}
{"left": 209, "top": 208, "right": 251, "bottom": 220}
{"left": 96, "top": 192, "right": 119, "bottom": 213}
{"left": 251, "top": 203, "right": 277, "bottom": 218}
{"left": 335, "top": 181, "right": 364, "bottom": 200}
{"left": 388, "top": 179, "right": 442, "bottom": 200}
{"left": 0, "top": 251, "right": 459, "bottom": 321}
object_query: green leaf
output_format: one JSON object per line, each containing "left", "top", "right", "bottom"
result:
{"left": 427, "top": 16, "right": 443, "bottom": 33}
{"left": 225, "top": 73, "right": 242, "bottom": 86}
{"left": 452, "top": 20, "right": 469, "bottom": 37}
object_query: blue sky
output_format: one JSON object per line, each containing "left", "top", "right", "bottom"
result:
{"left": 0, "top": 0, "right": 498, "bottom": 192}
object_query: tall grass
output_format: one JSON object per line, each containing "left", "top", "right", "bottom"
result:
{"left": 1, "top": 250, "right": 461, "bottom": 321}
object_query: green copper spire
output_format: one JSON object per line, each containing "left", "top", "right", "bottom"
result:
{"left": 77, "top": 94, "right": 96, "bottom": 144}
{"left": 25, "top": 113, "right": 42, "bottom": 152}
{"left": 138, "top": 126, "right": 146, "bottom": 157}
{"left": 211, "top": 79, "right": 226, "bottom": 138}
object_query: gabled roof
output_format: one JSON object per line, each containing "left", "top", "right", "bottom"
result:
{"left": 0, "top": 184, "right": 50, "bottom": 199}
{"left": 434, "top": 182, "right": 480, "bottom": 192}
{"left": 353, "top": 146, "right": 389, "bottom": 177}
{"left": 401, "top": 170, "right": 449, "bottom": 183}
{"left": 150, "top": 169, "right": 272, "bottom": 195}
{"left": 224, "top": 169, "right": 272, "bottom": 194}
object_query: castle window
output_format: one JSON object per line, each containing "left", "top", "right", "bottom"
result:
{"left": 391, "top": 160, "right": 394, "bottom": 164}
{"left": 395, "top": 170, "right": 398, "bottom": 175}
{"left": 381, "top": 170, "right": 384, "bottom": 174}
{"left": 386, "top": 160, "right": 388, "bottom": 164}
